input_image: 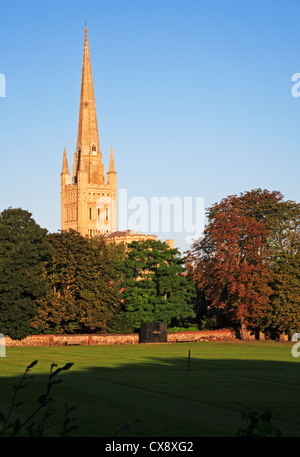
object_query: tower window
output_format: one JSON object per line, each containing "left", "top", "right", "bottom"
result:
{"left": 89, "top": 207, "right": 92, "bottom": 220}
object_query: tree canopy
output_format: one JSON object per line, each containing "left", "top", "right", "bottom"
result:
{"left": 0, "top": 208, "right": 50, "bottom": 339}
{"left": 110, "top": 239, "right": 196, "bottom": 333}
{"left": 32, "top": 230, "right": 121, "bottom": 334}
{"left": 186, "top": 189, "right": 300, "bottom": 338}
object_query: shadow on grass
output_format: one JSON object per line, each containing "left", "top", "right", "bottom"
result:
{"left": 1, "top": 350, "right": 300, "bottom": 437}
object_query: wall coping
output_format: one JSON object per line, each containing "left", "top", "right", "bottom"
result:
{"left": 168, "top": 329, "right": 232, "bottom": 334}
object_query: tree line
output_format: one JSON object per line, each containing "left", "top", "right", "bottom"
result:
{"left": 0, "top": 188, "right": 299, "bottom": 341}
{"left": 0, "top": 208, "right": 195, "bottom": 340}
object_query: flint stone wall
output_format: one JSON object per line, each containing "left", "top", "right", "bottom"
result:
{"left": 5, "top": 329, "right": 235, "bottom": 347}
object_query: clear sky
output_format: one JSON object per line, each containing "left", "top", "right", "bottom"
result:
{"left": 1, "top": 0, "right": 300, "bottom": 253}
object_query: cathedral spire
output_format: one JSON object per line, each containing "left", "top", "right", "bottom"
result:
{"left": 61, "top": 26, "right": 117, "bottom": 236}
{"left": 76, "top": 25, "right": 100, "bottom": 158}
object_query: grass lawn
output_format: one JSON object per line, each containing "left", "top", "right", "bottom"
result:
{"left": 0, "top": 340, "right": 300, "bottom": 437}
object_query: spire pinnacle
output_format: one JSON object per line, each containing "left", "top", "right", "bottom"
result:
{"left": 108, "top": 146, "right": 116, "bottom": 173}
{"left": 62, "top": 148, "right": 69, "bottom": 173}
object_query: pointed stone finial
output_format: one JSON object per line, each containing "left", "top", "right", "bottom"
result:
{"left": 108, "top": 146, "right": 116, "bottom": 173}
{"left": 62, "top": 148, "right": 69, "bottom": 173}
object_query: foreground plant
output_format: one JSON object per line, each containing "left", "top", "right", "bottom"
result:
{"left": 236, "top": 407, "right": 282, "bottom": 437}
{"left": 0, "top": 360, "right": 77, "bottom": 437}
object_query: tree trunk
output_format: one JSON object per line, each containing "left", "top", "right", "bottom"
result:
{"left": 240, "top": 316, "right": 249, "bottom": 341}
{"left": 279, "top": 332, "right": 288, "bottom": 342}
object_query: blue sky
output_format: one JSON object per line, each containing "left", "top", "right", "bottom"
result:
{"left": 1, "top": 0, "right": 300, "bottom": 253}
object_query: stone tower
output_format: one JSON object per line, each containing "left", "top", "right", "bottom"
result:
{"left": 61, "top": 26, "right": 117, "bottom": 237}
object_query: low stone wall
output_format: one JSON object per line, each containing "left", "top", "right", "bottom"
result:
{"left": 5, "top": 329, "right": 234, "bottom": 347}
{"left": 5, "top": 333, "right": 139, "bottom": 347}
{"left": 5, "top": 334, "right": 53, "bottom": 347}
{"left": 92, "top": 334, "right": 139, "bottom": 345}
{"left": 168, "top": 329, "right": 234, "bottom": 343}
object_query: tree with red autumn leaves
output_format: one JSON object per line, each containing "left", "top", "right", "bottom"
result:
{"left": 186, "top": 189, "right": 300, "bottom": 339}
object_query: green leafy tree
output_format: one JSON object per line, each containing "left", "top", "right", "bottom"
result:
{"left": 32, "top": 230, "right": 120, "bottom": 334}
{"left": 260, "top": 198, "right": 300, "bottom": 336}
{"left": 110, "top": 240, "right": 196, "bottom": 332}
{"left": 0, "top": 208, "right": 50, "bottom": 340}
